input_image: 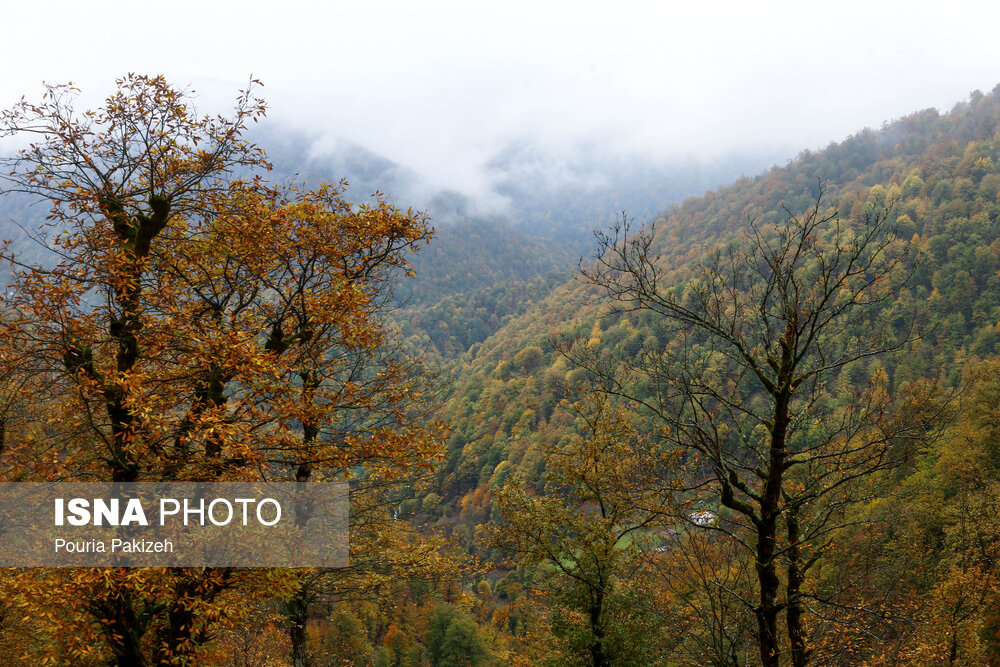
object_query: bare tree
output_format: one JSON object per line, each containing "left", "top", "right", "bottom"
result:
{"left": 569, "top": 184, "right": 916, "bottom": 666}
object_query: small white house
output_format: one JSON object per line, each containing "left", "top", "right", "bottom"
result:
{"left": 689, "top": 510, "right": 717, "bottom": 527}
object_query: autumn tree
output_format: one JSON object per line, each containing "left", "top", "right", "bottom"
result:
{"left": 0, "top": 332, "right": 51, "bottom": 479}
{"left": 650, "top": 525, "right": 758, "bottom": 665}
{"left": 481, "top": 394, "right": 683, "bottom": 666}
{"left": 572, "top": 186, "right": 914, "bottom": 666}
{"left": 0, "top": 75, "right": 442, "bottom": 665}
{"left": 426, "top": 603, "right": 491, "bottom": 667}
{"left": 282, "top": 493, "right": 461, "bottom": 667}
{"left": 865, "top": 362, "right": 1000, "bottom": 664}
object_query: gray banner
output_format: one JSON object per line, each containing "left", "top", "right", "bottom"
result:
{"left": 0, "top": 482, "right": 348, "bottom": 567}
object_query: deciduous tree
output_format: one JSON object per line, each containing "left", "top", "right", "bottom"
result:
{"left": 0, "top": 74, "right": 442, "bottom": 665}
{"left": 573, "top": 186, "right": 914, "bottom": 666}
{"left": 481, "top": 394, "right": 682, "bottom": 666}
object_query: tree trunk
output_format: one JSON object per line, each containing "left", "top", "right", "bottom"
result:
{"left": 755, "top": 510, "right": 782, "bottom": 667}
{"left": 104, "top": 197, "right": 169, "bottom": 483}
{"left": 289, "top": 425, "right": 315, "bottom": 667}
{"left": 152, "top": 606, "right": 197, "bottom": 666}
{"left": 589, "top": 588, "right": 609, "bottom": 667}
{"left": 787, "top": 506, "right": 810, "bottom": 666}
{"left": 756, "top": 345, "right": 794, "bottom": 667}
{"left": 288, "top": 587, "right": 311, "bottom": 667}
{"left": 90, "top": 590, "right": 147, "bottom": 667}
{"left": 147, "top": 570, "right": 229, "bottom": 665}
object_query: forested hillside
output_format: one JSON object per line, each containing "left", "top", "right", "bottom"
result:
{"left": 432, "top": 87, "right": 1000, "bottom": 503}
{"left": 395, "top": 85, "right": 1000, "bottom": 665}
{"left": 4, "top": 75, "right": 1000, "bottom": 666}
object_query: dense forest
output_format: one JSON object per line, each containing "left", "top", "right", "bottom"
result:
{"left": 1, "top": 76, "right": 1000, "bottom": 666}
{"left": 405, "top": 85, "right": 1000, "bottom": 665}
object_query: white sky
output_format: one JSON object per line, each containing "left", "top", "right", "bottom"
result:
{"left": 4, "top": 0, "right": 1000, "bottom": 197}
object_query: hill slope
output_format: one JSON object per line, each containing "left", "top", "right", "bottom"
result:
{"left": 425, "top": 85, "right": 1000, "bottom": 512}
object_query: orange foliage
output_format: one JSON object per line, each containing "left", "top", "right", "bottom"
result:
{"left": 0, "top": 75, "right": 444, "bottom": 665}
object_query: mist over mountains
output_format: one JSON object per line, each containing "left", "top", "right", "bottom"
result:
{"left": 252, "top": 123, "right": 789, "bottom": 236}
{"left": 0, "top": 120, "right": 788, "bottom": 302}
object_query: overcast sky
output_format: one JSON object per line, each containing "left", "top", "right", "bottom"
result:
{"left": 4, "top": 0, "right": 1000, "bottom": 200}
